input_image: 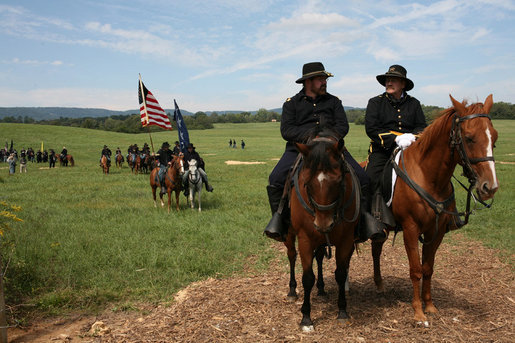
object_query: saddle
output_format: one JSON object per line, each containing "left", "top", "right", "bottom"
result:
{"left": 369, "top": 151, "right": 399, "bottom": 229}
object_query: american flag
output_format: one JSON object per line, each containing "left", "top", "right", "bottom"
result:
{"left": 138, "top": 79, "right": 172, "bottom": 130}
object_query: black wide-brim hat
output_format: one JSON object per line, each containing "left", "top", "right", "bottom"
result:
{"left": 295, "top": 62, "right": 334, "bottom": 84}
{"left": 376, "top": 64, "right": 414, "bottom": 91}
{"left": 161, "top": 142, "right": 170, "bottom": 149}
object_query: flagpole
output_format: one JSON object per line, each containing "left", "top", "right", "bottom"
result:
{"left": 139, "top": 74, "right": 156, "bottom": 154}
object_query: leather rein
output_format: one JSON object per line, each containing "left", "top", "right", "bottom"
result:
{"left": 392, "top": 112, "right": 494, "bottom": 245}
{"left": 293, "top": 154, "right": 360, "bottom": 258}
{"left": 165, "top": 158, "right": 184, "bottom": 187}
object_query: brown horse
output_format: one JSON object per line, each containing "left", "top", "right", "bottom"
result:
{"left": 115, "top": 153, "right": 124, "bottom": 168}
{"left": 286, "top": 134, "right": 359, "bottom": 331}
{"left": 128, "top": 154, "right": 141, "bottom": 174}
{"left": 58, "top": 154, "right": 74, "bottom": 167}
{"left": 150, "top": 155, "right": 185, "bottom": 213}
{"left": 371, "top": 95, "right": 498, "bottom": 326}
{"left": 100, "top": 155, "right": 109, "bottom": 174}
{"left": 140, "top": 154, "right": 152, "bottom": 174}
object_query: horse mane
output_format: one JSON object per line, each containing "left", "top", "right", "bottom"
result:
{"left": 303, "top": 129, "right": 341, "bottom": 181}
{"left": 415, "top": 99, "right": 486, "bottom": 156}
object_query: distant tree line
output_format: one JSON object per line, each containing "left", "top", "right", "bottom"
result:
{"left": 0, "top": 108, "right": 280, "bottom": 133}
{"left": 0, "top": 102, "right": 512, "bottom": 132}
{"left": 352, "top": 101, "right": 515, "bottom": 125}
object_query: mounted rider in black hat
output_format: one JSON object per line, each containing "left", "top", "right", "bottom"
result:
{"left": 100, "top": 145, "right": 112, "bottom": 166}
{"left": 182, "top": 143, "right": 213, "bottom": 195}
{"left": 362, "top": 64, "right": 427, "bottom": 241}
{"left": 156, "top": 141, "right": 174, "bottom": 195}
{"left": 263, "top": 62, "right": 369, "bottom": 242}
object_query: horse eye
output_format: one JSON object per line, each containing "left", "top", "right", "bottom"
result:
{"left": 464, "top": 136, "right": 475, "bottom": 144}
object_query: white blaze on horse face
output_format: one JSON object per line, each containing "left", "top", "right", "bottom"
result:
{"left": 485, "top": 127, "right": 498, "bottom": 189}
{"left": 317, "top": 172, "right": 329, "bottom": 189}
{"left": 179, "top": 159, "right": 184, "bottom": 174}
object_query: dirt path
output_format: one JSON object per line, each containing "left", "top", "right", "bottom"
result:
{"left": 9, "top": 233, "right": 514, "bottom": 342}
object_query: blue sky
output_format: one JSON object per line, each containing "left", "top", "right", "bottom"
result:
{"left": 1, "top": 0, "right": 514, "bottom": 112}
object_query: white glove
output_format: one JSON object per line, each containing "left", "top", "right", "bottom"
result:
{"left": 395, "top": 133, "right": 416, "bottom": 150}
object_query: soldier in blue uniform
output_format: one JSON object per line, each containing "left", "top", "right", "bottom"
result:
{"left": 156, "top": 142, "right": 174, "bottom": 195}
{"left": 264, "top": 62, "right": 369, "bottom": 242}
{"left": 363, "top": 65, "right": 427, "bottom": 240}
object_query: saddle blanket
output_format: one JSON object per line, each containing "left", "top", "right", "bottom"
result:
{"left": 384, "top": 151, "right": 400, "bottom": 207}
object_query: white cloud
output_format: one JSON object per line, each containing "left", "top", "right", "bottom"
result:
{"left": 0, "top": 87, "right": 136, "bottom": 110}
{"left": 268, "top": 12, "right": 359, "bottom": 30}
{"left": 1, "top": 58, "right": 65, "bottom": 66}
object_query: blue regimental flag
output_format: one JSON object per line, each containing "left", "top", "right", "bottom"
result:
{"left": 173, "top": 99, "right": 190, "bottom": 152}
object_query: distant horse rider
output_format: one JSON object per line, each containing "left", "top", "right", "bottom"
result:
{"left": 61, "top": 146, "right": 68, "bottom": 160}
{"left": 156, "top": 142, "right": 174, "bottom": 195}
{"left": 172, "top": 141, "right": 181, "bottom": 156}
{"left": 182, "top": 143, "right": 214, "bottom": 196}
{"left": 100, "top": 145, "right": 112, "bottom": 166}
{"left": 142, "top": 142, "right": 150, "bottom": 157}
{"left": 129, "top": 144, "right": 139, "bottom": 165}
{"left": 126, "top": 144, "right": 132, "bottom": 161}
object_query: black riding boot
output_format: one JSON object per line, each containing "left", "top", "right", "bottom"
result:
{"left": 263, "top": 185, "right": 288, "bottom": 242}
{"left": 202, "top": 175, "right": 214, "bottom": 192}
{"left": 356, "top": 184, "right": 387, "bottom": 243}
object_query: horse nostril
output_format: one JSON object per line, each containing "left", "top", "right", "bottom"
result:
{"left": 481, "top": 181, "right": 490, "bottom": 194}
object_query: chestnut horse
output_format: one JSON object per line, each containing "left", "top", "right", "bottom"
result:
{"left": 150, "top": 155, "right": 185, "bottom": 213}
{"left": 371, "top": 95, "right": 498, "bottom": 326}
{"left": 58, "top": 154, "right": 74, "bottom": 167}
{"left": 100, "top": 155, "right": 109, "bottom": 174}
{"left": 286, "top": 135, "right": 359, "bottom": 331}
{"left": 115, "top": 153, "right": 124, "bottom": 168}
{"left": 129, "top": 154, "right": 141, "bottom": 174}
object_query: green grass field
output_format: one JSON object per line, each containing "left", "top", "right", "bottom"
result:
{"left": 0, "top": 120, "right": 513, "bottom": 321}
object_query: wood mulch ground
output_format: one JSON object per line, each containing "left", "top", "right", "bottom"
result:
{"left": 8, "top": 233, "right": 514, "bottom": 342}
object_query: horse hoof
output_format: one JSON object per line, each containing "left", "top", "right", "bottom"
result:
{"left": 301, "top": 325, "right": 314, "bottom": 332}
{"left": 286, "top": 294, "right": 297, "bottom": 302}
{"left": 416, "top": 320, "right": 430, "bottom": 328}
{"left": 337, "top": 317, "right": 351, "bottom": 325}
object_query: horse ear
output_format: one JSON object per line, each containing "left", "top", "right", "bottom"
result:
{"left": 449, "top": 94, "right": 467, "bottom": 115}
{"left": 337, "top": 138, "right": 345, "bottom": 152}
{"left": 483, "top": 94, "right": 493, "bottom": 114}
{"left": 295, "top": 143, "right": 310, "bottom": 156}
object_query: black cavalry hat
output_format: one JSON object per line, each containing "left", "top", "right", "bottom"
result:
{"left": 376, "top": 64, "right": 414, "bottom": 91}
{"left": 295, "top": 62, "right": 334, "bottom": 84}
{"left": 161, "top": 141, "right": 170, "bottom": 148}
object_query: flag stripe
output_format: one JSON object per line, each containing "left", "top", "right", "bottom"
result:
{"left": 138, "top": 80, "right": 172, "bottom": 130}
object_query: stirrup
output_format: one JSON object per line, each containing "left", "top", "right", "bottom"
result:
{"left": 363, "top": 212, "right": 388, "bottom": 242}
{"left": 264, "top": 212, "right": 286, "bottom": 242}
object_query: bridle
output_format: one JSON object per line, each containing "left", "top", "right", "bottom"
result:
{"left": 292, "top": 155, "right": 360, "bottom": 259}
{"left": 188, "top": 165, "right": 201, "bottom": 185}
{"left": 293, "top": 155, "right": 359, "bottom": 230}
{"left": 450, "top": 112, "right": 494, "bottom": 185}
